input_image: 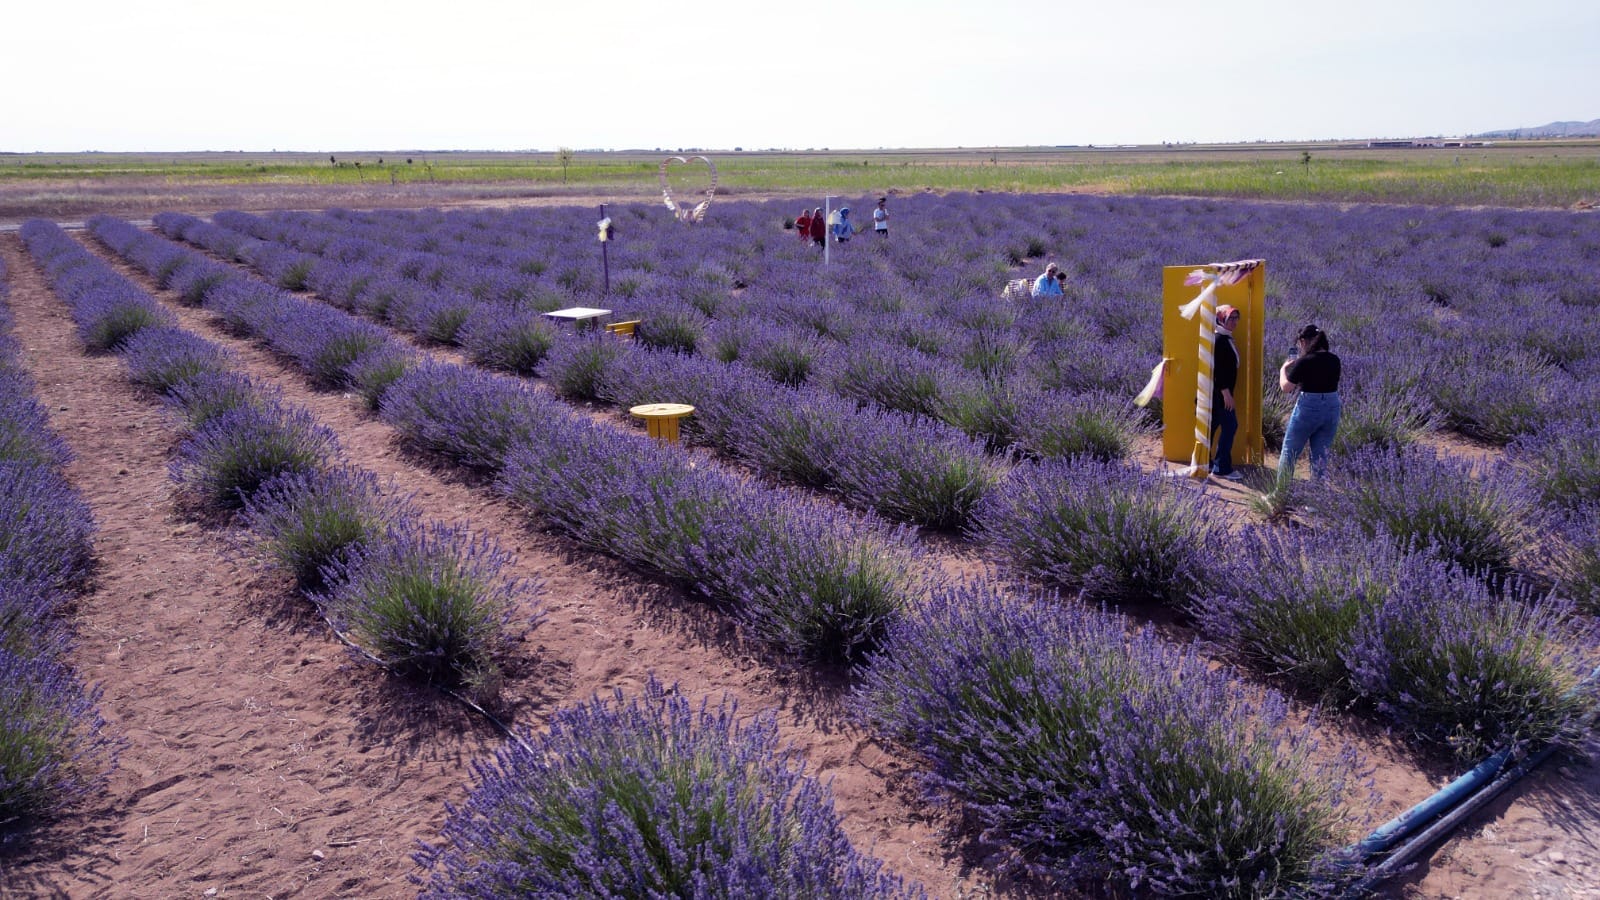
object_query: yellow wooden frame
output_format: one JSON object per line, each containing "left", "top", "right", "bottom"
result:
{"left": 1159, "top": 263, "right": 1266, "bottom": 466}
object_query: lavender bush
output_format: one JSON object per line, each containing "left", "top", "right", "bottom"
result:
{"left": 118, "top": 326, "right": 235, "bottom": 395}
{"left": 1011, "top": 389, "right": 1148, "bottom": 461}
{"left": 1346, "top": 555, "right": 1600, "bottom": 759}
{"left": 458, "top": 301, "right": 557, "bottom": 375}
{"left": 318, "top": 520, "right": 536, "bottom": 693}
{"left": 345, "top": 344, "right": 417, "bottom": 410}
{"left": 416, "top": 678, "right": 922, "bottom": 899}
{"left": 0, "top": 464, "right": 95, "bottom": 595}
{"left": 824, "top": 409, "right": 1001, "bottom": 531}
{"left": 1549, "top": 505, "right": 1600, "bottom": 615}
{"left": 1310, "top": 446, "right": 1536, "bottom": 584}
{"left": 0, "top": 648, "right": 115, "bottom": 842}
{"left": 1330, "top": 356, "right": 1437, "bottom": 455}
{"left": 1194, "top": 527, "right": 1400, "bottom": 692}
{"left": 854, "top": 582, "right": 1365, "bottom": 896}
{"left": 243, "top": 466, "right": 416, "bottom": 591}
{"left": 169, "top": 402, "right": 337, "bottom": 509}
{"left": 540, "top": 334, "right": 628, "bottom": 403}
{"left": 973, "top": 456, "right": 1221, "bottom": 606}
{"left": 705, "top": 495, "right": 920, "bottom": 664}
{"left": 1506, "top": 415, "right": 1600, "bottom": 510}
{"left": 0, "top": 371, "right": 72, "bottom": 470}
{"left": 1426, "top": 345, "right": 1566, "bottom": 444}
{"left": 0, "top": 578, "right": 63, "bottom": 660}
{"left": 380, "top": 361, "right": 555, "bottom": 472}
{"left": 161, "top": 370, "right": 279, "bottom": 429}
{"left": 634, "top": 301, "right": 708, "bottom": 355}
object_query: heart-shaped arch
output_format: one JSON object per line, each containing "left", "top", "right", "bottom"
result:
{"left": 658, "top": 155, "right": 717, "bottom": 224}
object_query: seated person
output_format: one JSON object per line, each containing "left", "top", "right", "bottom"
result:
{"left": 1032, "top": 263, "right": 1064, "bottom": 298}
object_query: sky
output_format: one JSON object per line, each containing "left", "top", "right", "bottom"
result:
{"left": 4, "top": 0, "right": 1596, "bottom": 153}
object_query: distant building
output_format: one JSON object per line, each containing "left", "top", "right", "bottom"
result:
{"left": 1366, "top": 138, "right": 1491, "bottom": 149}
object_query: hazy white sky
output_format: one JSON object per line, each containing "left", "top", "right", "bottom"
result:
{"left": 4, "top": 0, "right": 1595, "bottom": 152}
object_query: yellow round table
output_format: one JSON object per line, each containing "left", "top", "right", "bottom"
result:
{"left": 629, "top": 403, "right": 695, "bottom": 444}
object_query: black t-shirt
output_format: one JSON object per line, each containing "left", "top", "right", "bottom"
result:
{"left": 1286, "top": 351, "right": 1341, "bottom": 393}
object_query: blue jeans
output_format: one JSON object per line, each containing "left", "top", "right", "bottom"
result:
{"left": 1209, "top": 401, "right": 1238, "bottom": 475}
{"left": 1278, "top": 392, "right": 1341, "bottom": 479}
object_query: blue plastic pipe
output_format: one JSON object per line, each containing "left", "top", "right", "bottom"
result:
{"left": 1346, "top": 662, "right": 1600, "bottom": 895}
{"left": 1351, "top": 746, "right": 1514, "bottom": 859}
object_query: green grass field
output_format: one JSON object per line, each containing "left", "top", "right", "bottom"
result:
{"left": 3, "top": 140, "right": 1598, "bottom": 208}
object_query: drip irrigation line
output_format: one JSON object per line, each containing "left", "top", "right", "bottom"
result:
{"left": 1345, "top": 662, "right": 1600, "bottom": 896}
{"left": 1347, "top": 743, "right": 1558, "bottom": 896}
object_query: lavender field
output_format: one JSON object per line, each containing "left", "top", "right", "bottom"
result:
{"left": 5, "top": 189, "right": 1599, "bottom": 897}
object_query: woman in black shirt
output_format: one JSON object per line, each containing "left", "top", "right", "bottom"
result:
{"left": 1276, "top": 324, "right": 1342, "bottom": 479}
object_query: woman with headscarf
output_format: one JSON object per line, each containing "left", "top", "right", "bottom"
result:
{"left": 808, "top": 207, "right": 826, "bottom": 246}
{"left": 1209, "top": 304, "right": 1244, "bottom": 480}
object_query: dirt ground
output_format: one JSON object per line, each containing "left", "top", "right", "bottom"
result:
{"left": 0, "top": 199, "right": 1597, "bottom": 899}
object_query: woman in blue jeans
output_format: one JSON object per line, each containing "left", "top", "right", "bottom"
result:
{"left": 1276, "top": 324, "right": 1342, "bottom": 479}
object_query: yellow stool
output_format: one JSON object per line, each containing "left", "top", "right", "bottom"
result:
{"left": 629, "top": 403, "right": 695, "bottom": 444}
{"left": 606, "top": 319, "right": 641, "bottom": 339}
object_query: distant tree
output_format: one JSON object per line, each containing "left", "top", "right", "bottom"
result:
{"left": 558, "top": 147, "right": 574, "bottom": 183}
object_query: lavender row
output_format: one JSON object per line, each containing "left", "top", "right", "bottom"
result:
{"left": 41, "top": 218, "right": 535, "bottom": 695}
{"left": 162, "top": 209, "right": 1153, "bottom": 463}
{"left": 175, "top": 196, "right": 1600, "bottom": 454}
{"left": 0, "top": 245, "right": 115, "bottom": 845}
{"left": 97, "top": 215, "right": 924, "bottom": 665}
{"left": 118, "top": 215, "right": 1408, "bottom": 891}
{"left": 81, "top": 219, "right": 931, "bottom": 890}
{"left": 126, "top": 208, "right": 1600, "bottom": 757}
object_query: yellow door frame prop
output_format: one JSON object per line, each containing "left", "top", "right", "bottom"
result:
{"left": 1160, "top": 260, "right": 1265, "bottom": 474}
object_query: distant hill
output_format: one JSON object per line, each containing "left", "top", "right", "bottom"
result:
{"left": 1473, "top": 119, "right": 1600, "bottom": 139}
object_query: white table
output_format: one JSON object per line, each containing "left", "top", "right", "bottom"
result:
{"left": 544, "top": 307, "right": 612, "bottom": 330}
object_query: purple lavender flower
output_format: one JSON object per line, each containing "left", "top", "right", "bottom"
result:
{"left": 0, "top": 370, "right": 73, "bottom": 470}
{"left": 0, "top": 463, "right": 95, "bottom": 595}
{"left": 1310, "top": 445, "right": 1537, "bottom": 585}
{"left": 973, "top": 456, "right": 1222, "bottom": 606}
{"left": 317, "top": 519, "right": 538, "bottom": 692}
{"left": 380, "top": 360, "right": 558, "bottom": 472}
{"left": 1344, "top": 554, "right": 1600, "bottom": 759}
{"left": 416, "top": 678, "right": 923, "bottom": 898}
{"left": 160, "top": 370, "right": 279, "bottom": 429}
{"left": 0, "top": 646, "right": 117, "bottom": 843}
{"left": 117, "top": 326, "right": 235, "bottom": 395}
{"left": 243, "top": 465, "right": 417, "bottom": 591}
{"left": 169, "top": 402, "right": 338, "bottom": 509}
{"left": 854, "top": 581, "right": 1366, "bottom": 895}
